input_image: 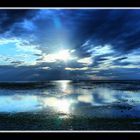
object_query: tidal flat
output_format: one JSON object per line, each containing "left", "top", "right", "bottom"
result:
{"left": 0, "top": 80, "right": 140, "bottom": 130}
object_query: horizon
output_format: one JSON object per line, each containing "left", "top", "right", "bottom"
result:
{"left": 0, "top": 79, "right": 139, "bottom": 83}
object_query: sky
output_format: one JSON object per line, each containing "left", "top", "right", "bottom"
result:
{"left": 0, "top": 9, "right": 140, "bottom": 81}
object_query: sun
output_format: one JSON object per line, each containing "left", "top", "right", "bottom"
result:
{"left": 56, "top": 49, "right": 71, "bottom": 62}
{"left": 42, "top": 49, "right": 75, "bottom": 63}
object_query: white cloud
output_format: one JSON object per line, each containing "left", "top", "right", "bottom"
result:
{"left": 87, "top": 44, "right": 114, "bottom": 56}
{"left": 22, "top": 19, "right": 36, "bottom": 31}
{"left": 121, "top": 54, "right": 140, "bottom": 64}
{"left": 41, "top": 49, "right": 76, "bottom": 63}
{"left": 78, "top": 94, "right": 93, "bottom": 103}
{"left": 65, "top": 67, "right": 89, "bottom": 71}
{"left": 77, "top": 57, "right": 92, "bottom": 65}
{"left": 16, "top": 44, "right": 41, "bottom": 54}
{"left": 41, "top": 67, "right": 51, "bottom": 70}
{"left": 0, "top": 37, "right": 41, "bottom": 66}
{"left": 0, "top": 38, "right": 19, "bottom": 45}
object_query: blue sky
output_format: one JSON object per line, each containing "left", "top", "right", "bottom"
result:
{"left": 0, "top": 9, "right": 139, "bottom": 81}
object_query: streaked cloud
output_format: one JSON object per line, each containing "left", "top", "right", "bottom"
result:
{"left": 77, "top": 57, "right": 92, "bottom": 65}
{"left": 65, "top": 67, "right": 89, "bottom": 71}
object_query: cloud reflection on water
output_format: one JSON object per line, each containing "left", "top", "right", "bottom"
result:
{"left": 0, "top": 95, "right": 40, "bottom": 113}
{"left": 0, "top": 81, "right": 140, "bottom": 118}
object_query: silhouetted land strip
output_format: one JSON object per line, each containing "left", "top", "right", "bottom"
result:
{"left": 0, "top": 80, "right": 140, "bottom": 90}
{"left": 0, "top": 80, "right": 139, "bottom": 89}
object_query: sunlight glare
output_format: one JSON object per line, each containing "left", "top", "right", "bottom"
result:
{"left": 56, "top": 99, "right": 70, "bottom": 113}
{"left": 43, "top": 97, "right": 71, "bottom": 114}
{"left": 59, "top": 80, "right": 71, "bottom": 93}
{"left": 56, "top": 49, "right": 71, "bottom": 62}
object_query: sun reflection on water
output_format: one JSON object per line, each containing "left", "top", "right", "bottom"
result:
{"left": 55, "top": 99, "right": 71, "bottom": 113}
{"left": 42, "top": 97, "right": 73, "bottom": 114}
{"left": 59, "top": 80, "right": 71, "bottom": 94}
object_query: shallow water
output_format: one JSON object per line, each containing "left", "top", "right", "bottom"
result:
{"left": 0, "top": 80, "right": 140, "bottom": 130}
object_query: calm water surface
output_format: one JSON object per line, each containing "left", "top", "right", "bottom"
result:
{"left": 0, "top": 80, "right": 140, "bottom": 130}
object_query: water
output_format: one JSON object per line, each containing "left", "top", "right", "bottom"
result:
{"left": 0, "top": 80, "right": 140, "bottom": 130}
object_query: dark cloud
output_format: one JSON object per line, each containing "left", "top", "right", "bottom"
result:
{"left": 11, "top": 61, "right": 24, "bottom": 65}
{"left": 1, "top": 9, "right": 140, "bottom": 52}
{"left": 1, "top": 9, "right": 140, "bottom": 53}
{"left": 67, "top": 10, "right": 140, "bottom": 53}
{"left": 0, "top": 65, "right": 86, "bottom": 81}
{"left": 116, "top": 57, "right": 128, "bottom": 61}
{"left": 0, "top": 10, "right": 37, "bottom": 34}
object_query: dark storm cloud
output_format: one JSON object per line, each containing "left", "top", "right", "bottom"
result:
{"left": 0, "top": 10, "right": 37, "bottom": 34}
{"left": 1, "top": 9, "right": 140, "bottom": 51}
{"left": 0, "top": 65, "right": 87, "bottom": 81}
{"left": 1, "top": 9, "right": 140, "bottom": 53}
{"left": 65, "top": 10, "right": 140, "bottom": 54}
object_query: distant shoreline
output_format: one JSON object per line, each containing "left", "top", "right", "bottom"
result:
{"left": 0, "top": 80, "right": 139, "bottom": 89}
{"left": 0, "top": 79, "right": 140, "bottom": 84}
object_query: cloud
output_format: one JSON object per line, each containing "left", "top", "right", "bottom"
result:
{"left": 65, "top": 67, "right": 89, "bottom": 71}
{"left": 0, "top": 37, "right": 41, "bottom": 66}
{"left": 77, "top": 57, "right": 92, "bottom": 66}
{"left": 0, "top": 10, "right": 37, "bottom": 34}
